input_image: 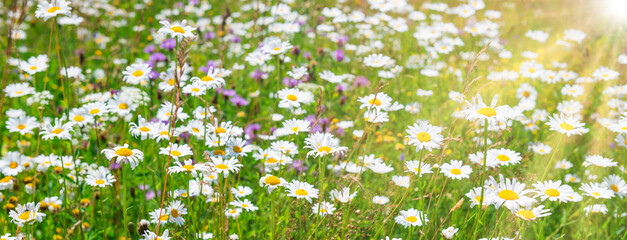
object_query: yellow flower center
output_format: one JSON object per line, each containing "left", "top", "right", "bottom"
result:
{"left": 559, "top": 123, "right": 574, "bottom": 130}
{"left": 74, "top": 115, "right": 85, "bottom": 122}
{"left": 477, "top": 107, "right": 496, "bottom": 117}
{"left": 416, "top": 132, "right": 431, "bottom": 142}
{"left": 89, "top": 109, "right": 100, "bottom": 115}
{"left": 295, "top": 189, "right": 308, "bottom": 196}
{"left": 201, "top": 76, "right": 214, "bottom": 82}
{"left": 523, "top": 91, "right": 530, "bottom": 97}
{"left": 192, "top": 88, "right": 200, "bottom": 92}
{"left": 369, "top": 98, "right": 382, "bottom": 106}
{"left": 118, "top": 103, "right": 129, "bottom": 110}
{"left": 192, "top": 128, "right": 200, "bottom": 133}
{"left": 9, "top": 162, "right": 18, "bottom": 169}
{"left": 215, "top": 164, "right": 228, "bottom": 170}
{"left": 139, "top": 126, "right": 151, "bottom": 132}
{"left": 18, "top": 211, "right": 32, "bottom": 221}
{"left": 132, "top": 70, "right": 144, "bottom": 77}
{"left": 529, "top": 68, "right": 536, "bottom": 73}
{"left": 291, "top": 127, "right": 299, "bottom": 132}
{"left": 286, "top": 94, "right": 298, "bottom": 101}
{"left": 168, "top": 79, "right": 175, "bottom": 86}
{"left": 498, "top": 189, "right": 519, "bottom": 200}
{"left": 273, "top": 47, "right": 281, "bottom": 51}
{"left": 545, "top": 189, "right": 560, "bottom": 197}
{"left": 170, "top": 151, "right": 182, "bottom": 157}
{"left": 29, "top": 66, "right": 38, "bottom": 70}
{"left": 115, "top": 148, "right": 134, "bottom": 157}
{"left": 406, "top": 216, "right": 418, "bottom": 223}
{"left": 215, "top": 127, "right": 226, "bottom": 134}
{"left": 171, "top": 209, "right": 179, "bottom": 218}
{"left": 51, "top": 128, "right": 63, "bottom": 134}
{"left": 592, "top": 192, "right": 600, "bottom": 197}
{"left": 182, "top": 165, "right": 194, "bottom": 171}
{"left": 213, "top": 149, "right": 226, "bottom": 155}
{"left": 318, "top": 146, "right": 332, "bottom": 153}
{"left": 17, "top": 124, "right": 26, "bottom": 130}
{"left": 611, "top": 185, "right": 619, "bottom": 192}
{"left": 264, "top": 176, "right": 281, "bottom": 185}
{"left": 517, "top": 210, "right": 535, "bottom": 219}
{"left": 450, "top": 168, "right": 461, "bottom": 175}
{"left": 496, "top": 155, "right": 510, "bottom": 162}
{"left": 266, "top": 158, "right": 278, "bottom": 164}
{"left": 159, "top": 214, "right": 169, "bottom": 221}
{"left": 15, "top": 91, "right": 23, "bottom": 95}
{"left": 233, "top": 146, "right": 242, "bottom": 153}
{"left": 170, "top": 26, "right": 185, "bottom": 33}
{"left": 47, "top": 6, "right": 61, "bottom": 13}
{"left": 95, "top": 179, "right": 105, "bottom": 185}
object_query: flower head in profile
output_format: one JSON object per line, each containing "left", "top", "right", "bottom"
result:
{"left": 461, "top": 94, "right": 516, "bottom": 124}
{"left": 546, "top": 113, "right": 587, "bottom": 136}
{"left": 40, "top": 118, "right": 74, "bottom": 140}
{"left": 158, "top": 20, "right": 196, "bottom": 39}
{"left": 394, "top": 208, "right": 428, "bottom": 228}
{"left": 304, "top": 132, "right": 348, "bottom": 158}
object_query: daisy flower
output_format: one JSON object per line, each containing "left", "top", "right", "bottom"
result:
{"left": 583, "top": 155, "right": 617, "bottom": 168}
{"left": 167, "top": 201, "right": 187, "bottom": 226}
{"left": 159, "top": 143, "right": 193, "bottom": 160}
{"left": 101, "top": 144, "right": 144, "bottom": 170}
{"left": 142, "top": 230, "right": 171, "bottom": 240}
{"left": 603, "top": 175, "right": 627, "bottom": 199}
{"left": 466, "top": 187, "right": 492, "bottom": 208}
{"left": 278, "top": 118, "right": 311, "bottom": 135}
{"left": 6, "top": 115, "right": 38, "bottom": 135}
{"left": 168, "top": 160, "right": 207, "bottom": 177}
{"left": 35, "top": 0, "right": 72, "bottom": 21}
{"left": 440, "top": 160, "right": 473, "bottom": 180}
{"left": 122, "top": 63, "right": 152, "bottom": 85}
{"left": 392, "top": 175, "right": 411, "bottom": 188}
{"left": 329, "top": 187, "right": 358, "bottom": 203}
{"left": 312, "top": 201, "right": 336, "bottom": 216}
{"left": 286, "top": 180, "right": 319, "bottom": 203}
{"left": 259, "top": 174, "right": 287, "bottom": 193}
{"left": 129, "top": 116, "right": 154, "bottom": 140}
{"left": 262, "top": 39, "right": 293, "bottom": 55}
{"left": 513, "top": 205, "right": 551, "bottom": 221}
{"left": 461, "top": 94, "right": 515, "bottom": 124}
{"left": 4, "top": 83, "right": 35, "bottom": 98}
{"left": 442, "top": 226, "right": 459, "bottom": 239}
{"left": 231, "top": 186, "right": 253, "bottom": 198}
{"left": 394, "top": 208, "right": 428, "bottom": 228}
{"left": 209, "top": 157, "right": 243, "bottom": 177}
{"left": 487, "top": 148, "right": 522, "bottom": 166}
{"left": 532, "top": 180, "right": 575, "bottom": 203}
{"left": 85, "top": 167, "right": 116, "bottom": 187}
{"left": 230, "top": 199, "right": 259, "bottom": 212}
{"left": 486, "top": 175, "right": 537, "bottom": 210}
{"left": 40, "top": 118, "right": 74, "bottom": 140}
{"left": 191, "top": 67, "right": 226, "bottom": 89}
{"left": 277, "top": 88, "right": 314, "bottom": 109}
{"left": 405, "top": 121, "right": 444, "bottom": 152}
{"left": 579, "top": 182, "right": 614, "bottom": 199}
{"left": 546, "top": 113, "right": 587, "bottom": 136}
{"left": 9, "top": 202, "right": 46, "bottom": 227}
{"left": 405, "top": 161, "right": 433, "bottom": 177}
{"left": 584, "top": 204, "right": 608, "bottom": 216}
{"left": 373, "top": 196, "right": 390, "bottom": 205}
{"left": 357, "top": 92, "right": 393, "bottom": 111}
{"left": 304, "top": 132, "right": 348, "bottom": 158}
{"left": 363, "top": 53, "right": 392, "bottom": 67}
{"left": 158, "top": 20, "right": 196, "bottom": 39}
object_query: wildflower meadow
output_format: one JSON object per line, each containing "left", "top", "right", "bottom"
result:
{"left": 1, "top": 0, "right": 627, "bottom": 239}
